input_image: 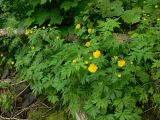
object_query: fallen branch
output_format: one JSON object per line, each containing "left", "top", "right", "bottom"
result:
{"left": 0, "top": 115, "right": 28, "bottom": 120}
{"left": 0, "top": 29, "right": 25, "bottom": 37}
{"left": 76, "top": 111, "right": 88, "bottom": 120}
{"left": 0, "top": 28, "right": 131, "bottom": 42}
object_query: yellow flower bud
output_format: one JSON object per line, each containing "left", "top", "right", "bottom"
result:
{"left": 11, "top": 61, "right": 15, "bottom": 65}
{"left": 84, "top": 61, "right": 89, "bottom": 64}
{"left": 29, "top": 30, "right": 33, "bottom": 34}
{"left": 114, "top": 56, "right": 118, "bottom": 60}
{"left": 88, "top": 28, "right": 92, "bottom": 33}
{"left": 89, "top": 56, "right": 93, "bottom": 60}
{"left": 157, "top": 17, "right": 160, "bottom": 21}
{"left": 143, "top": 18, "right": 147, "bottom": 21}
{"left": 31, "top": 46, "right": 35, "bottom": 50}
{"left": 34, "top": 26, "right": 37, "bottom": 29}
{"left": 117, "top": 73, "right": 122, "bottom": 78}
{"left": 56, "top": 36, "right": 60, "bottom": 39}
{"left": 72, "top": 59, "right": 77, "bottom": 64}
{"left": 155, "top": 5, "right": 158, "bottom": 8}
{"left": 25, "top": 29, "right": 30, "bottom": 36}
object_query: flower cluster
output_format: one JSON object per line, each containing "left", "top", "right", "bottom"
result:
{"left": 88, "top": 50, "right": 101, "bottom": 73}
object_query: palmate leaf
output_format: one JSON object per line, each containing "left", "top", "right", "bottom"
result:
{"left": 60, "top": 1, "right": 73, "bottom": 11}
{"left": 115, "top": 109, "right": 141, "bottom": 120}
{"left": 41, "top": 0, "right": 48, "bottom": 4}
{"left": 121, "top": 7, "right": 141, "bottom": 24}
{"left": 35, "top": 8, "right": 63, "bottom": 25}
{"left": 93, "top": 98, "right": 111, "bottom": 109}
{"left": 98, "top": 19, "right": 120, "bottom": 32}
{"left": 50, "top": 9, "right": 63, "bottom": 24}
{"left": 97, "top": 114, "right": 115, "bottom": 120}
{"left": 113, "top": 95, "right": 136, "bottom": 111}
{"left": 152, "top": 60, "right": 160, "bottom": 68}
{"left": 60, "top": 0, "right": 81, "bottom": 11}
{"left": 129, "top": 47, "right": 154, "bottom": 63}
{"left": 96, "top": 0, "right": 124, "bottom": 17}
{"left": 84, "top": 103, "right": 100, "bottom": 119}
{"left": 48, "top": 95, "right": 59, "bottom": 104}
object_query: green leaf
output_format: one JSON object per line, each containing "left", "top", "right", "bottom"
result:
{"left": 121, "top": 8, "right": 141, "bottom": 24}
{"left": 96, "top": 0, "right": 124, "bottom": 17}
{"left": 41, "top": 0, "right": 47, "bottom": 4}
{"left": 60, "top": 1, "right": 73, "bottom": 11}
{"left": 50, "top": 9, "right": 63, "bottom": 24}
{"left": 48, "top": 95, "right": 59, "bottom": 104}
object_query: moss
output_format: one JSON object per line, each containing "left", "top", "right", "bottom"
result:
{"left": 28, "top": 109, "right": 46, "bottom": 120}
{"left": 47, "top": 111, "right": 65, "bottom": 120}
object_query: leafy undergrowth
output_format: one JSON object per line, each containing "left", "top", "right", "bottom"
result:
{"left": 0, "top": 0, "right": 160, "bottom": 120}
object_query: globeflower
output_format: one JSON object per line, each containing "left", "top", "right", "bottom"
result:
{"left": 85, "top": 41, "right": 91, "bottom": 47}
{"left": 118, "top": 60, "right": 125, "bottom": 67}
{"left": 88, "top": 64, "right": 98, "bottom": 73}
{"left": 93, "top": 50, "right": 101, "bottom": 58}
{"left": 75, "top": 24, "right": 81, "bottom": 29}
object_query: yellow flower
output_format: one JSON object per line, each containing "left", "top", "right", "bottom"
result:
{"left": 84, "top": 61, "right": 89, "bottom": 64}
{"left": 118, "top": 60, "right": 126, "bottom": 67}
{"left": 88, "top": 28, "right": 92, "bottom": 33}
{"left": 75, "top": 24, "right": 81, "bottom": 29}
{"left": 88, "top": 64, "right": 98, "bottom": 73}
{"left": 42, "top": 26, "right": 45, "bottom": 29}
{"left": 117, "top": 73, "right": 122, "bottom": 78}
{"left": 11, "top": 61, "right": 15, "bottom": 65}
{"left": 85, "top": 41, "right": 91, "bottom": 47}
{"left": 93, "top": 50, "right": 101, "bottom": 58}
{"left": 48, "top": 24, "right": 51, "bottom": 27}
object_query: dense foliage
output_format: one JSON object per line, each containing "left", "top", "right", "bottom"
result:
{"left": 0, "top": 0, "right": 160, "bottom": 119}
